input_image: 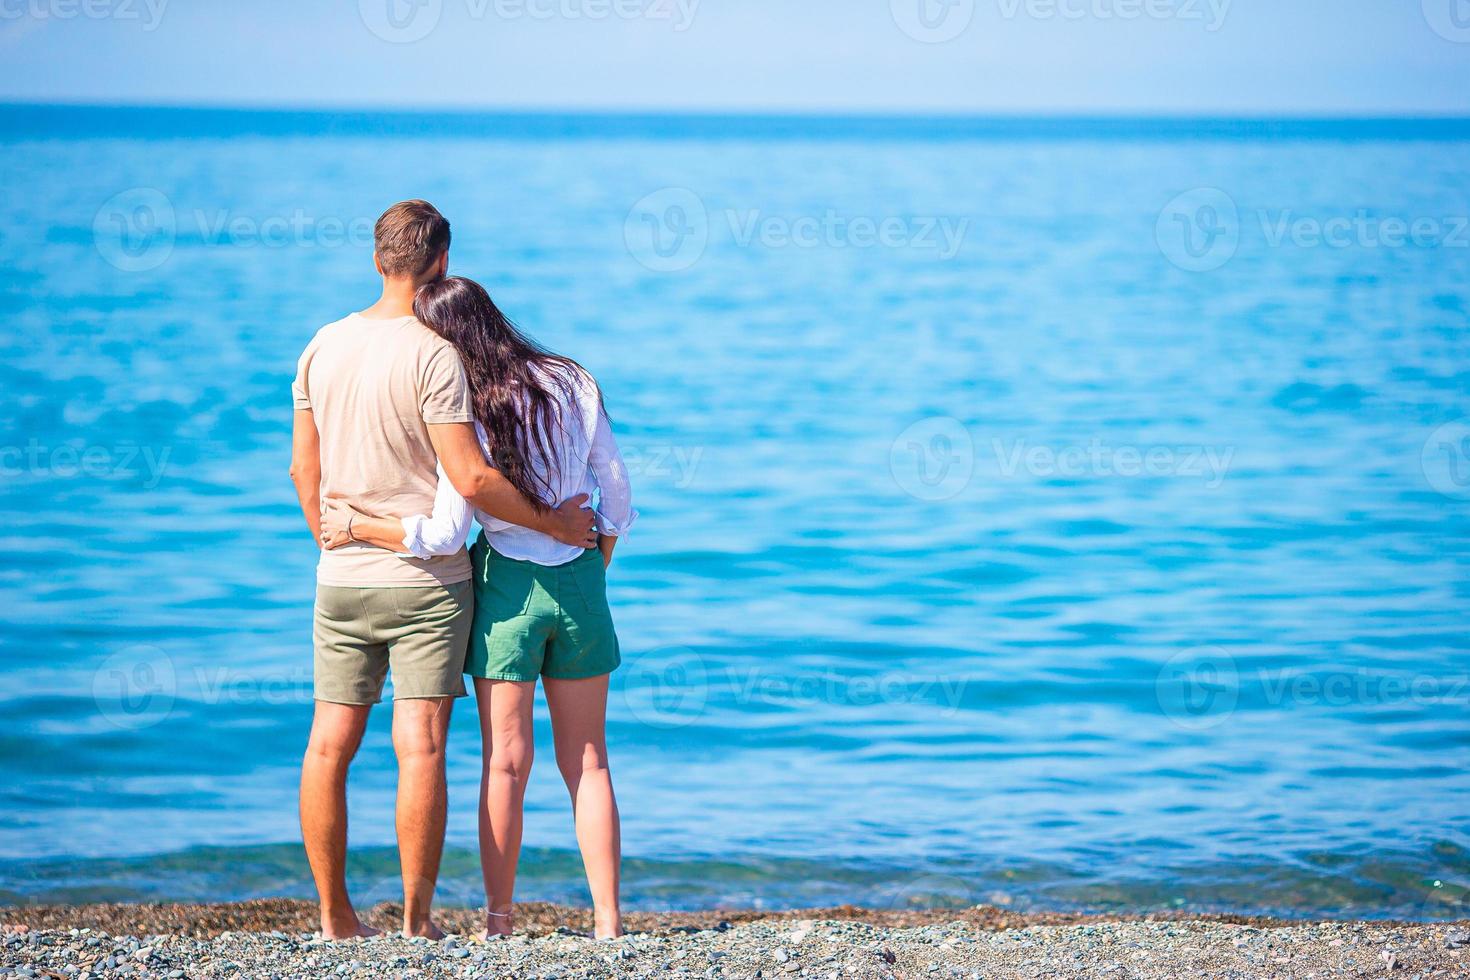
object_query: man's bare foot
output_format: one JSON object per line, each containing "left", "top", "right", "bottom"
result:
{"left": 593, "top": 909, "right": 623, "bottom": 940}
{"left": 483, "top": 909, "right": 514, "bottom": 939}
{"left": 320, "top": 915, "right": 380, "bottom": 940}
{"left": 402, "top": 919, "right": 445, "bottom": 940}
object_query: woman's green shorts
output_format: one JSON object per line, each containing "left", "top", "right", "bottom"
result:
{"left": 466, "top": 538, "right": 621, "bottom": 682}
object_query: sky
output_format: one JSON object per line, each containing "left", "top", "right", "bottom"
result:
{"left": 0, "top": 0, "right": 1467, "bottom": 114}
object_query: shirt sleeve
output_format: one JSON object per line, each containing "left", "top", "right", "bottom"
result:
{"left": 588, "top": 403, "right": 638, "bottom": 537}
{"left": 420, "top": 343, "right": 475, "bottom": 424}
{"left": 291, "top": 343, "right": 313, "bottom": 411}
{"left": 401, "top": 461, "right": 476, "bottom": 559}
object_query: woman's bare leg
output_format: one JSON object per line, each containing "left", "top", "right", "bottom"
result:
{"left": 543, "top": 673, "right": 622, "bottom": 939}
{"left": 474, "top": 677, "right": 536, "bottom": 937}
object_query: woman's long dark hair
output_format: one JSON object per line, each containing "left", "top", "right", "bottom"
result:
{"left": 414, "top": 276, "right": 593, "bottom": 508}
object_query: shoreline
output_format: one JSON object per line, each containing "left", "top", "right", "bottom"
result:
{"left": 3, "top": 899, "right": 1469, "bottom": 937}
{"left": 4, "top": 902, "right": 1468, "bottom": 980}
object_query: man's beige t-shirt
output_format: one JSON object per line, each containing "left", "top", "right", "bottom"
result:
{"left": 292, "top": 313, "right": 474, "bottom": 588}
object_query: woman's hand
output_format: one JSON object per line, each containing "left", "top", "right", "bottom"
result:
{"left": 319, "top": 498, "right": 367, "bottom": 551}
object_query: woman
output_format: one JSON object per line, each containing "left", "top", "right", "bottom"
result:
{"left": 321, "top": 276, "right": 635, "bottom": 940}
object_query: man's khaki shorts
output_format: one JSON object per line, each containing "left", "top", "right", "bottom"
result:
{"left": 313, "top": 581, "right": 472, "bottom": 704}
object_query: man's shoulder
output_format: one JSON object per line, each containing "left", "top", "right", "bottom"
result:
{"left": 299, "top": 315, "right": 461, "bottom": 373}
{"left": 401, "top": 318, "right": 460, "bottom": 358}
{"left": 298, "top": 313, "right": 359, "bottom": 355}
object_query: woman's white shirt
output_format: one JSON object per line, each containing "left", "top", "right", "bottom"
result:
{"left": 401, "top": 366, "right": 636, "bottom": 567}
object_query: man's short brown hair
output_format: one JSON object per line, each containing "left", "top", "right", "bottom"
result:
{"left": 374, "top": 200, "right": 451, "bottom": 281}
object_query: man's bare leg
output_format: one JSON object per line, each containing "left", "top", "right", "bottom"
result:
{"left": 301, "top": 700, "right": 379, "bottom": 939}
{"left": 393, "top": 696, "right": 455, "bottom": 938}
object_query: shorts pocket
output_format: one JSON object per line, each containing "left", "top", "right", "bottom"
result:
{"left": 564, "top": 556, "right": 614, "bottom": 621}
{"left": 389, "top": 581, "right": 472, "bottom": 626}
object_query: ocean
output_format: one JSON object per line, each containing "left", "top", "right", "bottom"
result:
{"left": 1, "top": 106, "right": 1467, "bottom": 919}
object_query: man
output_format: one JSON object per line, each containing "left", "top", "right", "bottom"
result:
{"left": 289, "top": 200, "right": 596, "bottom": 939}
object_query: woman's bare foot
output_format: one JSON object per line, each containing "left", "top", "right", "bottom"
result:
{"left": 320, "top": 915, "right": 380, "bottom": 941}
{"left": 402, "top": 919, "right": 445, "bottom": 940}
{"left": 593, "top": 908, "right": 623, "bottom": 940}
{"left": 482, "top": 909, "right": 514, "bottom": 940}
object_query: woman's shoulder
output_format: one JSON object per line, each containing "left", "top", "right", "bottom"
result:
{"left": 533, "top": 359, "right": 599, "bottom": 402}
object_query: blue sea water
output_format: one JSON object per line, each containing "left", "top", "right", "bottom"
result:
{"left": 1, "top": 107, "right": 1468, "bottom": 919}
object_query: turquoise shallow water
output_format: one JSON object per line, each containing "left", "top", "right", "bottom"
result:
{"left": 1, "top": 109, "right": 1468, "bottom": 918}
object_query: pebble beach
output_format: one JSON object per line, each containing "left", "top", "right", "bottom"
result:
{"left": 3, "top": 903, "right": 1468, "bottom": 980}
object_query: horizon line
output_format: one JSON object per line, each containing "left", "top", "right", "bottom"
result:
{"left": 6, "top": 99, "right": 1470, "bottom": 121}
{"left": 4, "top": 102, "right": 1469, "bottom": 141}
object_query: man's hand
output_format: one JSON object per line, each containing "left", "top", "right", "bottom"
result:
{"left": 547, "top": 494, "right": 598, "bottom": 549}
